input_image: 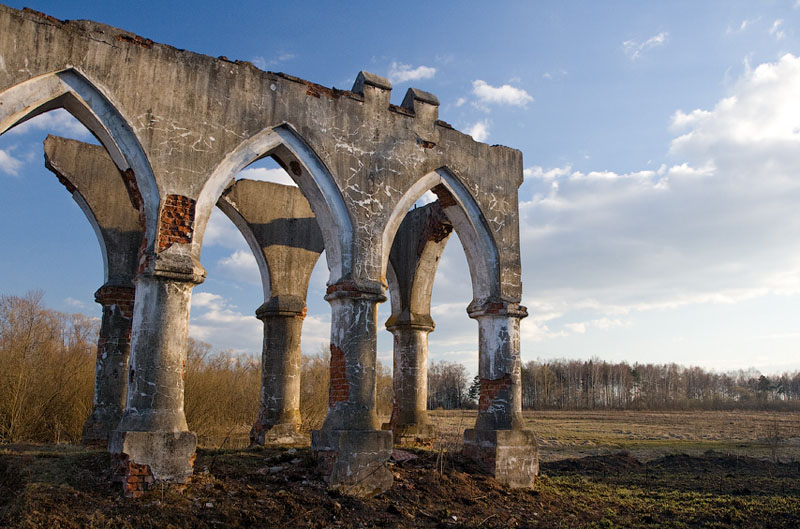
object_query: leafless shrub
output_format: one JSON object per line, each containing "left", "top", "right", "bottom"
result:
{"left": 183, "top": 338, "right": 259, "bottom": 447}
{"left": 0, "top": 292, "right": 96, "bottom": 443}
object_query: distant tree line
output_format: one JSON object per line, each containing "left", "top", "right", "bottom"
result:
{"left": 520, "top": 358, "right": 800, "bottom": 411}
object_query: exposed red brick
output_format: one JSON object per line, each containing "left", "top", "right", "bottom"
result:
{"left": 114, "top": 455, "right": 154, "bottom": 498}
{"left": 120, "top": 168, "right": 150, "bottom": 276}
{"left": 157, "top": 194, "right": 196, "bottom": 251}
{"left": 478, "top": 374, "right": 512, "bottom": 412}
{"left": 95, "top": 285, "right": 136, "bottom": 319}
{"left": 416, "top": 137, "right": 436, "bottom": 149}
{"left": 416, "top": 204, "right": 453, "bottom": 256}
{"left": 431, "top": 184, "right": 458, "bottom": 208}
{"left": 22, "top": 7, "right": 62, "bottom": 24}
{"left": 116, "top": 33, "right": 154, "bottom": 49}
{"left": 328, "top": 343, "right": 349, "bottom": 406}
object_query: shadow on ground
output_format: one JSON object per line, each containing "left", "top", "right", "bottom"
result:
{"left": 0, "top": 444, "right": 798, "bottom": 528}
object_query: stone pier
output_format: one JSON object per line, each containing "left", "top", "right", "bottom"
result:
{"left": 312, "top": 280, "right": 393, "bottom": 497}
{"left": 218, "top": 179, "right": 324, "bottom": 445}
{"left": 44, "top": 136, "right": 142, "bottom": 446}
{"left": 463, "top": 301, "right": 538, "bottom": 488}
{"left": 383, "top": 202, "right": 452, "bottom": 443}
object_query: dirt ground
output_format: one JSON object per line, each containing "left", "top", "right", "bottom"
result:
{"left": 1, "top": 410, "right": 799, "bottom": 529}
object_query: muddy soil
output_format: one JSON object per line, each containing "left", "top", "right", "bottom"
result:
{"left": 1, "top": 444, "right": 799, "bottom": 528}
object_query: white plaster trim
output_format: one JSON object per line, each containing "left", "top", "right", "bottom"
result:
{"left": 196, "top": 124, "right": 353, "bottom": 284}
{"left": 0, "top": 69, "right": 159, "bottom": 248}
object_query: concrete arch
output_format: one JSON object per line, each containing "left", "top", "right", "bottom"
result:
{"left": 381, "top": 167, "right": 501, "bottom": 304}
{"left": 195, "top": 124, "right": 352, "bottom": 284}
{"left": 214, "top": 199, "right": 273, "bottom": 301}
{"left": 384, "top": 201, "right": 452, "bottom": 326}
{"left": 0, "top": 69, "right": 159, "bottom": 246}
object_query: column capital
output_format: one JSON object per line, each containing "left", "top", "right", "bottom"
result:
{"left": 467, "top": 299, "right": 528, "bottom": 320}
{"left": 324, "top": 279, "right": 387, "bottom": 303}
{"left": 139, "top": 249, "right": 206, "bottom": 284}
{"left": 255, "top": 295, "right": 307, "bottom": 320}
{"left": 385, "top": 313, "right": 435, "bottom": 332}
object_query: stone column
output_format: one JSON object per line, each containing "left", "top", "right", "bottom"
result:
{"left": 383, "top": 316, "right": 435, "bottom": 441}
{"left": 463, "top": 301, "right": 539, "bottom": 488}
{"left": 311, "top": 279, "right": 393, "bottom": 497}
{"left": 250, "top": 296, "right": 307, "bottom": 445}
{"left": 82, "top": 284, "right": 135, "bottom": 445}
{"left": 110, "top": 268, "right": 202, "bottom": 497}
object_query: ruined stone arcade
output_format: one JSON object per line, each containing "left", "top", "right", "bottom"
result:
{"left": 0, "top": 5, "right": 536, "bottom": 497}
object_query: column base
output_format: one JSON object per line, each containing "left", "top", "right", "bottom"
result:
{"left": 381, "top": 422, "right": 436, "bottom": 446}
{"left": 81, "top": 406, "right": 122, "bottom": 447}
{"left": 109, "top": 430, "right": 197, "bottom": 498}
{"left": 463, "top": 428, "right": 539, "bottom": 488}
{"left": 311, "top": 429, "right": 393, "bottom": 497}
{"left": 250, "top": 422, "right": 307, "bottom": 446}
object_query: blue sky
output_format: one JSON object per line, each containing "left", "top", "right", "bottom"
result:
{"left": 2, "top": 1, "right": 800, "bottom": 375}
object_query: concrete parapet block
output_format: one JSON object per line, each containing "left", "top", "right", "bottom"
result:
{"left": 352, "top": 71, "right": 392, "bottom": 106}
{"left": 250, "top": 421, "right": 307, "bottom": 446}
{"left": 401, "top": 87, "right": 440, "bottom": 123}
{"left": 109, "top": 430, "right": 197, "bottom": 497}
{"left": 381, "top": 422, "right": 436, "bottom": 446}
{"left": 311, "top": 429, "right": 393, "bottom": 497}
{"left": 463, "top": 428, "right": 539, "bottom": 488}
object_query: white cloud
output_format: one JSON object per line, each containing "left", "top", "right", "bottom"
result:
{"left": 64, "top": 297, "right": 86, "bottom": 309}
{"left": 6, "top": 108, "right": 92, "bottom": 140}
{"left": 387, "top": 62, "right": 436, "bottom": 84}
{"left": 189, "top": 291, "right": 262, "bottom": 354}
{"left": 251, "top": 52, "right": 296, "bottom": 70}
{"left": 454, "top": 97, "right": 467, "bottom": 107}
{"left": 564, "top": 322, "right": 586, "bottom": 334}
{"left": 467, "top": 120, "right": 489, "bottom": 142}
{"left": 518, "top": 53, "right": 800, "bottom": 343}
{"left": 192, "top": 292, "right": 223, "bottom": 308}
{"left": 622, "top": 31, "right": 668, "bottom": 61}
{"left": 524, "top": 165, "right": 572, "bottom": 181}
{"left": 203, "top": 208, "right": 248, "bottom": 249}
{"left": 0, "top": 148, "right": 22, "bottom": 176}
{"left": 471, "top": 80, "right": 533, "bottom": 107}
{"left": 217, "top": 249, "right": 261, "bottom": 285}
{"left": 238, "top": 166, "right": 297, "bottom": 186}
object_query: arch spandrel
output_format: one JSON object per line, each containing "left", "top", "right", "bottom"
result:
{"left": 196, "top": 125, "right": 352, "bottom": 286}
{"left": 217, "top": 179, "right": 324, "bottom": 304}
{"left": 0, "top": 5, "right": 523, "bottom": 297}
{"left": 0, "top": 69, "right": 160, "bottom": 255}
{"left": 43, "top": 136, "right": 142, "bottom": 287}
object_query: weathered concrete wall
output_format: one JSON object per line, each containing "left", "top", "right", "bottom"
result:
{"left": 218, "top": 180, "right": 324, "bottom": 444}
{"left": 0, "top": 5, "right": 533, "bottom": 495}
{"left": 0, "top": 7, "right": 523, "bottom": 305}
{"left": 43, "top": 136, "right": 141, "bottom": 445}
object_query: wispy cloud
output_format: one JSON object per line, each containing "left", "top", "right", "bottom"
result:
{"left": 0, "top": 148, "right": 22, "bottom": 176}
{"left": 387, "top": 62, "right": 436, "bottom": 84}
{"left": 471, "top": 80, "right": 533, "bottom": 107}
{"left": 769, "top": 19, "right": 785, "bottom": 40}
{"left": 64, "top": 297, "right": 86, "bottom": 309}
{"left": 6, "top": 108, "right": 92, "bottom": 140}
{"left": 623, "top": 31, "right": 669, "bottom": 61}
{"left": 251, "top": 52, "right": 296, "bottom": 70}
{"left": 217, "top": 249, "right": 261, "bottom": 286}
